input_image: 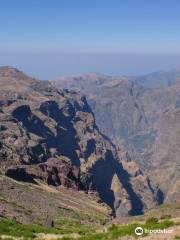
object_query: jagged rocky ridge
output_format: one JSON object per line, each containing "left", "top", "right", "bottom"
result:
{"left": 0, "top": 67, "right": 161, "bottom": 217}
{"left": 54, "top": 72, "right": 180, "bottom": 203}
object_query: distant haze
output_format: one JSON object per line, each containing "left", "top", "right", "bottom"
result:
{"left": 1, "top": 52, "right": 180, "bottom": 79}
{"left": 1, "top": 1, "right": 180, "bottom": 79}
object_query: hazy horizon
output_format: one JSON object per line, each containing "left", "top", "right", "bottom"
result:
{"left": 1, "top": 0, "right": 180, "bottom": 79}
{"left": 1, "top": 52, "right": 180, "bottom": 79}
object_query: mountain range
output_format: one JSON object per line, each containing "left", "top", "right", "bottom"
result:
{"left": 0, "top": 66, "right": 163, "bottom": 228}
{"left": 0, "top": 66, "right": 179, "bottom": 239}
{"left": 54, "top": 69, "right": 180, "bottom": 203}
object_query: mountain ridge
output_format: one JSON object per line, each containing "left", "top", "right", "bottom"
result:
{"left": 0, "top": 66, "right": 161, "bottom": 222}
{"left": 53, "top": 69, "right": 180, "bottom": 204}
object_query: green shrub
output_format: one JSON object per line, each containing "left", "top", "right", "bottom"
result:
{"left": 174, "top": 236, "right": 180, "bottom": 240}
{"left": 0, "top": 218, "right": 60, "bottom": 238}
{"left": 146, "top": 217, "right": 158, "bottom": 224}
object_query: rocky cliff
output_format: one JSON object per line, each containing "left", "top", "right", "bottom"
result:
{"left": 54, "top": 71, "right": 180, "bottom": 204}
{"left": 0, "top": 67, "right": 160, "bottom": 218}
{"left": 53, "top": 73, "right": 151, "bottom": 168}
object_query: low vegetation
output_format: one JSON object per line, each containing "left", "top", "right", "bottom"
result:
{"left": 0, "top": 218, "right": 60, "bottom": 239}
{"left": 0, "top": 217, "right": 176, "bottom": 240}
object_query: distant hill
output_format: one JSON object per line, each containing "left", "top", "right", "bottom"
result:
{"left": 134, "top": 68, "right": 180, "bottom": 88}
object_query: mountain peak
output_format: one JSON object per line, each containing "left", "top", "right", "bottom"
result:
{"left": 0, "top": 66, "right": 37, "bottom": 91}
{"left": 0, "top": 66, "right": 25, "bottom": 77}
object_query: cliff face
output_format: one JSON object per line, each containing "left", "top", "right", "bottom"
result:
{"left": 0, "top": 67, "right": 160, "bottom": 217}
{"left": 53, "top": 74, "right": 151, "bottom": 170}
{"left": 54, "top": 74, "right": 148, "bottom": 142}
{"left": 54, "top": 72, "right": 180, "bottom": 204}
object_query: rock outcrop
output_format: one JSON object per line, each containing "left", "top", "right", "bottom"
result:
{"left": 0, "top": 67, "right": 160, "bottom": 217}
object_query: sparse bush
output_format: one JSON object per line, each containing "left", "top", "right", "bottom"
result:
{"left": 146, "top": 217, "right": 158, "bottom": 224}
{"left": 174, "top": 236, "right": 180, "bottom": 240}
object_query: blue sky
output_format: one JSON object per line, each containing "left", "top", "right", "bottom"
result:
{"left": 0, "top": 0, "right": 180, "bottom": 78}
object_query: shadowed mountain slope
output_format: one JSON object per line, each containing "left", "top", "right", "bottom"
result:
{"left": 54, "top": 71, "right": 180, "bottom": 203}
{"left": 0, "top": 67, "right": 160, "bottom": 221}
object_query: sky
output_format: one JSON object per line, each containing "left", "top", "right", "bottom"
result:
{"left": 0, "top": 0, "right": 180, "bottom": 78}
